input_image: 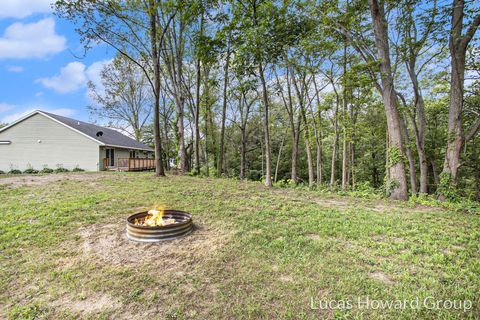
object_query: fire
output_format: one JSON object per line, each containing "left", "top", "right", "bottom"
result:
{"left": 134, "top": 208, "right": 177, "bottom": 226}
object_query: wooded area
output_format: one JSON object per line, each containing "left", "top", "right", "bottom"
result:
{"left": 54, "top": 0, "right": 480, "bottom": 202}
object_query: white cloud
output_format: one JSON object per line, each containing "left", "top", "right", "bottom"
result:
{"left": 7, "top": 65, "right": 24, "bottom": 72}
{"left": 86, "top": 60, "right": 111, "bottom": 88}
{"left": 1, "top": 108, "right": 76, "bottom": 124}
{"left": 0, "top": 103, "right": 15, "bottom": 113}
{"left": 0, "top": 18, "right": 66, "bottom": 59}
{"left": 36, "top": 59, "right": 112, "bottom": 95}
{"left": 0, "top": 0, "right": 52, "bottom": 19}
{"left": 36, "top": 62, "right": 86, "bottom": 94}
{"left": 85, "top": 59, "right": 112, "bottom": 95}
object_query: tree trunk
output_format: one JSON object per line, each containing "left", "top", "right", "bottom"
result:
{"left": 162, "top": 99, "right": 170, "bottom": 171}
{"left": 203, "top": 68, "right": 210, "bottom": 177}
{"left": 258, "top": 62, "right": 272, "bottom": 187}
{"left": 350, "top": 90, "right": 356, "bottom": 190}
{"left": 406, "top": 60, "right": 428, "bottom": 194}
{"left": 330, "top": 89, "right": 340, "bottom": 188}
{"left": 291, "top": 67, "right": 314, "bottom": 187}
{"left": 440, "top": 0, "right": 480, "bottom": 199}
{"left": 282, "top": 67, "right": 299, "bottom": 183}
{"left": 401, "top": 117, "right": 417, "bottom": 195}
{"left": 218, "top": 46, "right": 231, "bottom": 177}
{"left": 431, "top": 157, "right": 440, "bottom": 187}
{"left": 341, "top": 43, "right": 349, "bottom": 190}
{"left": 149, "top": 1, "right": 164, "bottom": 177}
{"left": 292, "top": 119, "right": 300, "bottom": 182}
{"left": 274, "top": 134, "right": 285, "bottom": 183}
{"left": 369, "top": 0, "right": 408, "bottom": 200}
{"left": 240, "top": 129, "right": 247, "bottom": 180}
{"left": 303, "top": 116, "right": 315, "bottom": 188}
{"left": 175, "top": 96, "right": 186, "bottom": 172}
{"left": 312, "top": 76, "right": 323, "bottom": 185}
{"left": 194, "top": 16, "right": 203, "bottom": 176}
{"left": 208, "top": 100, "right": 217, "bottom": 173}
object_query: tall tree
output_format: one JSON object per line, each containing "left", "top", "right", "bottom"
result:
{"left": 275, "top": 66, "right": 301, "bottom": 183}
{"left": 87, "top": 55, "right": 152, "bottom": 141}
{"left": 218, "top": 44, "right": 231, "bottom": 177}
{"left": 368, "top": 0, "right": 409, "bottom": 200}
{"left": 54, "top": 0, "right": 177, "bottom": 176}
{"left": 440, "top": 0, "right": 480, "bottom": 198}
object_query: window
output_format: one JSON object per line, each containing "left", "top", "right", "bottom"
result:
{"left": 106, "top": 148, "right": 115, "bottom": 166}
{"left": 129, "top": 150, "right": 137, "bottom": 158}
{"left": 0, "top": 141, "right": 11, "bottom": 145}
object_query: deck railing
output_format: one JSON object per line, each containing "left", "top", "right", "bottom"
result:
{"left": 103, "top": 158, "right": 155, "bottom": 171}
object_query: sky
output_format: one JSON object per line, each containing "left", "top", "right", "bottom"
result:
{"left": 0, "top": 0, "right": 115, "bottom": 124}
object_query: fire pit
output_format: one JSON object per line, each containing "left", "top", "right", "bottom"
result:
{"left": 126, "top": 209, "right": 193, "bottom": 242}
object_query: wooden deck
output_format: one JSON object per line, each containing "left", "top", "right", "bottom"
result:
{"left": 103, "top": 158, "right": 155, "bottom": 171}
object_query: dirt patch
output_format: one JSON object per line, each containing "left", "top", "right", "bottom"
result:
{"left": 368, "top": 271, "right": 394, "bottom": 285}
{"left": 0, "top": 173, "right": 106, "bottom": 188}
{"left": 307, "top": 233, "right": 321, "bottom": 241}
{"left": 279, "top": 275, "right": 294, "bottom": 283}
{"left": 442, "top": 245, "right": 464, "bottom": 255}
{"left": 76, "top": 220, "right": 230, "bottom": 269}
{"left": 50, "top": 293, "right": 121, "bottom": 315}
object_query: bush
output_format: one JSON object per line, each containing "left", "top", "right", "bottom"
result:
{"left": 8, "top": 169, "right": 22, "bottom": 174}
{"left": 54, "top": 167, "right": 69, "bottom": 173}
{"left": 409, "top": 194, "right": 480, "bottom": 214}
{"left": 344, "top": 181, "right": 383, "bottom": 199}
{"left": 40, "top": 167, "right": 54, "bottom": 174}
{"left": 246, "top": 170, "right": 262, "bottom": 181}
{"left": 23, "top": 168, "right": 39, "bottom": 174}
{"left": 0, "top": 170, "right": 4, "bottom": 175}
{"left": 72, "top": 166, "right": 85, "bottom": 172}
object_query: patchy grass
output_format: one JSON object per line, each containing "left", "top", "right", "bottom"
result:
{"left": 0, "top": 172, "right": 479, "bottom": 319}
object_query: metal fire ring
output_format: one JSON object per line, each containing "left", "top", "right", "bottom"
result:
{"left": 126, "top": 210, "right": 193, "bottom": 242}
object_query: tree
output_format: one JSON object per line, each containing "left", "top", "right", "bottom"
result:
{"left": 231, "top": 0, "right": 284, "bottom": 187}
{"left": 274, "top": 64, "right": 301, "bottom": 183}
{"left": 394, "top": 0, "right": 445, "bottom": 195}
{"left": 55, "top": 0, "right": 178, "bottom": 177}
{"left": 87, "top": 55, "right": 152, "bottom": 141}
{"left": 440, "top": 0, "right": 480, "bottom": 198}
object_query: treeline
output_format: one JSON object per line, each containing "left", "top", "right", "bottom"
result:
{"left": 55, "top": 0, "right": 480, "bottom": 201}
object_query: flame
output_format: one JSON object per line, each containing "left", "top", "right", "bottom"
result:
{"left": 144, "top": 209, "right": 164, "bottom": 226}
{"left": 134, "top": 205, "right": 176, "bottom": 226}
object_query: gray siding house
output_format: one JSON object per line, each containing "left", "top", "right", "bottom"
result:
{"left": 0, "top": 110, "right": 154, "bottom": 172}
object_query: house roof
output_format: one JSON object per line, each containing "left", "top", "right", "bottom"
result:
{"left": 0, "top": 110, "right": 154, "bottom": 152}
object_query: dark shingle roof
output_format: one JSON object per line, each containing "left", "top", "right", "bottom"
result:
{"left": 42, "top": 111, "right": 153, "bottom": 151}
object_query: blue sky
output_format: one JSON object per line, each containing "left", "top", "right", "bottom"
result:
{"left": 0, "top": 0, "right": 115, "bottom": 124}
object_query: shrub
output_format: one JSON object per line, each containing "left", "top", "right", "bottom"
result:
{"left": 246, "top": 170, "right": 262, "bottom": 181}
{"left": 345, "top": 181, "right": 383, "bottom": 199}
{"left": 54, "top": 167, "right": 69, "bottom": 173}
{"left": 23, "top": 168, "right": 39, "bottom": 174}
{"left": 8, "top": 169, "right": 22, "bottom": 174}
{"left": 409, "top": 194, "right": 480, "bottom": 214}
{"left": 72, "top": 166, "right": 85, "bottom": 172}
{"left": 40, "top": 167, "right": 54, "bottom": 174}
{"left": 0, "top": 170, "right": 5, "bottom": 175}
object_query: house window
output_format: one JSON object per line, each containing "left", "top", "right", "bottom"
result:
{"left": 129, "top": 150, "right": 137, "bottom": 158}
{"left": 106, "top": 148, "right": 115, "bottom": 166}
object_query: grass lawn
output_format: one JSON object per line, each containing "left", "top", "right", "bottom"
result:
{"left": 0, "top": 172, "right": 479, "bottom": 319}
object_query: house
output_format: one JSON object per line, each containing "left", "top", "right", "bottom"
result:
{"left": 0, "top": 110, "right": 154, "bottom": 172}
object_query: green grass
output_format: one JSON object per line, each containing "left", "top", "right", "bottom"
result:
{"left": 0, "top": 172, "right": 479, "bottom": 319}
